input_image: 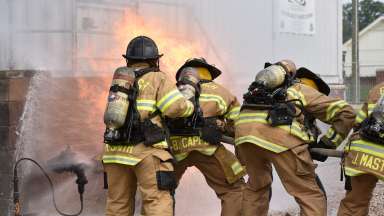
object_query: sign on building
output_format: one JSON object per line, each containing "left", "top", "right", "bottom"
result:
{"left": 277, "top": 0, "right": 316, "bottom": 35}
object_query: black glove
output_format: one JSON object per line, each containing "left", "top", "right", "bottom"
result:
{"left": 200, "top": 118, "right": 222, "bottom": 145}
{"left": 310, "top": 137, "right": 335, "bottom": 162}
{"left": 141, "top": 119, "right": 166, "bottom": 147}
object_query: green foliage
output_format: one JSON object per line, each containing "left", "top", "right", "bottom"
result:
{"left": 343, "top": 0, "right": 384, "bottom": 42}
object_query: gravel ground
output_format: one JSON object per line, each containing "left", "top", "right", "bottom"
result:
{"left": 369, "top": 182, "right": 384, "bottom": 215}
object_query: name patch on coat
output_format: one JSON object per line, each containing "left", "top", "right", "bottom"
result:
{"left": 105, "top": 144, "right": 134, "bottom": 154}
{"left": 346, "top": 151, "right": 384, "bottom": 179}
{"left": 170, "top": 136, "right": 210, "bottom": 152}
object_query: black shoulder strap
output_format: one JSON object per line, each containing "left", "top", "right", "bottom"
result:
{"left": 134, "top": 67, "right": 161, "bottom": 120}
{"left": 134, "top": 67, "right": 158, "bottom": 78}
{"left": 199, "top": 79, "right": 211, "bottom": 84}
{"left": 131, "top": 66, "right": 158, "bottom": 119}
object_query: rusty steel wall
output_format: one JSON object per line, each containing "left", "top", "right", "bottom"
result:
{"left": 0, "top": 70, "right": 34, "bottom": 216}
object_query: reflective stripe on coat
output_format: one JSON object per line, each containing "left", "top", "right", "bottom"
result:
{"left": 235, "top": 83, "right": 356, "bottom": 152}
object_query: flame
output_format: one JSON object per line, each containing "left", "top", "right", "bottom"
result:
{"left": 74, "top": 9, "right": 205, "bottom": 126}
{"left": 113, "top": 12, "right": 203, "bottom": 77}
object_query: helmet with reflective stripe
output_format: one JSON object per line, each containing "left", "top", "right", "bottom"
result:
{"left": 123, "top": 36, "right": 163, "bottom": 60}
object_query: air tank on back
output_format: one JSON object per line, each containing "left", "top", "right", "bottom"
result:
{"left": 255, "top": 65, "right": 287, "bottom": 90}
{"left": 104, "top": 67, "right": 136, "bottom": 142}
{"left": 371, "top": 95, "right": 384, "bottom": 128}
{"left": 177, "top": 67, "right": 200, "bottom": 99}
{"left": 360, "top": 95, "right": 384, "bottom": 144}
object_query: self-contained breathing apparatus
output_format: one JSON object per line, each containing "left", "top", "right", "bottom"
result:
{"left": 103, "top": 36, "right": 168, "bottom": 147}
{"left": 359, "top": 95, "right": 384, "bottom": 145}
{"left": 103, "top": 66, "right": 166, "bottom": 146}
{"left": 166, "top": 66, "right": 223, "bottom": 145}
{"left": 242, "top": 61, "right": 302, "bottom": 127}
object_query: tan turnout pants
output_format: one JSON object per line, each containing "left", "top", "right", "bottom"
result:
{"left": 337, "top": 174, "right": 378, "bottom": 216}
{"left": 174, "top": 150, "right": 244, "bottom": 216}
{"left": 104, "top": 153, "right": 174, "bottom": 216}
{"left": 237, "top": 143, "right": 326, "bottom": 216}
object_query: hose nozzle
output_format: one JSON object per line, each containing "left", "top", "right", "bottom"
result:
{"left": 46, "top": 146, "right": 88, "bottom": 195}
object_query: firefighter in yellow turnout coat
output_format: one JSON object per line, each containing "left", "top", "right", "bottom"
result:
{"left": 166, "top": 58, "right": 246, "bottom": 216}
{"left": 102, "top": 36, "right": 195, "bottom": 216}
{"left": 235, "top": 60, "right": 356, "bottom": 216}
{"left": 338, "top": 82, "right": 384, "bottom": 216}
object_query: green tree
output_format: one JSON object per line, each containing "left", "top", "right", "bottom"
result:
{"left": 343, "top": 0, "right": 384, "bottom": 42}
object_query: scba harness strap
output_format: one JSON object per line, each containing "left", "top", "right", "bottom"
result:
{"left": 105, "top": 67, "right": 167, "bottom": 146}
{"left": 242, "top": 84, "right": 304, "bottom": 127}
{"left": 109, "top": 67, "right": 158, "bottom": 97}
{"left": 166, "top": 81, "right": 222, "bottom": 145}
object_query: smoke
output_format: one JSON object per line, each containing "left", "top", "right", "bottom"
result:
{"left": 13, "top": 2, "right": 217, "bottom": 215}
{"left": 8, "top": 1, "right": 350, "bottom": 216}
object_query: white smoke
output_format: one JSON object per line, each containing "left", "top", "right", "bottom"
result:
{"left": 2, "top": 0, "right": 359, "bottom": 215}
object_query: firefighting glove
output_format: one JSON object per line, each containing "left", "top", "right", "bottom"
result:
{"left": 200, "top": 119, "right": 222, "bottom": 145}
{"left": 141, "top": 119, "right": 166, "bottom": 147}
{"left": 310, "top": 137, "right": 335, "bottom": 162}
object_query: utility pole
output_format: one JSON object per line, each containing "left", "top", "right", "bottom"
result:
{"left": 351, "top": 0, "right": 360, "bottom": 103}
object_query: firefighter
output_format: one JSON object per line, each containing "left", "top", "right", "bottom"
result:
{"left": 294, "top": 67, "right": 332, "bottom": 196}
{"left": 102, "top": 36, "right": 196, "bottom": 216}
{"left": 295, "top": 67, "right": 333, "bottom": 162}
{"left": 235, "top": 60, "right": 356, "bottom": 216}
{"left": 166, "top": 58, "right": 246, "bottom": 216}
{"left": 338, "top": 82, "right": 384, "bottom": 216}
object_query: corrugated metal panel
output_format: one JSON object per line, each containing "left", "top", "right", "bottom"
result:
{"left": 0, "top": 0, "right": 10, "bottom": 68}
{"left": 75, "top": 3, "right": 128, "bottom": 76}
{"left": 0, "top": 0, "right": 342, "bottom": 82}
{"left": 1, "top": 0, "right": 137, "bottom": 76}
{"left": 177, "top": 0, "right": 342, "bottom": 93}
{"left": 6, "top": 0, "right": 74, "bottom": 73}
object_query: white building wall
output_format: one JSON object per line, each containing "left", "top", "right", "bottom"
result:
{"left": 272, "top": 0, "right": 342, "bottom": 83}
{"left": 137, "top": 0, "right": 342, "bottom": 94}
{"left": 0, "top": 0, "right": 342, "bottom": 86}
{"left": 344, "top": 18, "right": 384, "bottom": 77}
{"left": 0, "top": 0, "right": 135, "bottom": 76}
{"left": 0, "top": 0, "right": 10, "bottom": 68}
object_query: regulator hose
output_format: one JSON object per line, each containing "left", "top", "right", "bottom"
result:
{"left": 13, "top": 158, "right": 85, "bottom": 216}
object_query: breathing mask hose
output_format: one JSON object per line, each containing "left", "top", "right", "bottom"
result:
{"left": 13, "top": 158, "right": 86, "bottom": 216}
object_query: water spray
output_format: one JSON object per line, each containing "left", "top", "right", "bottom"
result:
{"left": 13, "top": 146, "right": 88, "bottom": 216}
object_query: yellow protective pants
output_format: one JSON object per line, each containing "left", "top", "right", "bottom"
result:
{"left": 237, "top": 143, "right": 327, "bottom": 216}
{"left": 104, "top": 153, "right": 174, "bottom": 216}
{"left": 337, "top": 174, "right": 378, "bottom": 216}
{"left": 174, "top": 150, "right": 245, "bottom": 216}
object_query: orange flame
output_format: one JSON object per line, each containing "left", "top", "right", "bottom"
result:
{"left": 76, "top": 10, "right": 205, "bottom": 124}
{"left": 113, "top": 12, "right": 203, "bottom": 77}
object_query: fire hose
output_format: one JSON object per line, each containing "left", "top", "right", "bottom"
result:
{"left": 13, "top": 148, "right": 88, "bottom": 216}
{"left": 220, "top": 135, "right": 344, "bottom": 158}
